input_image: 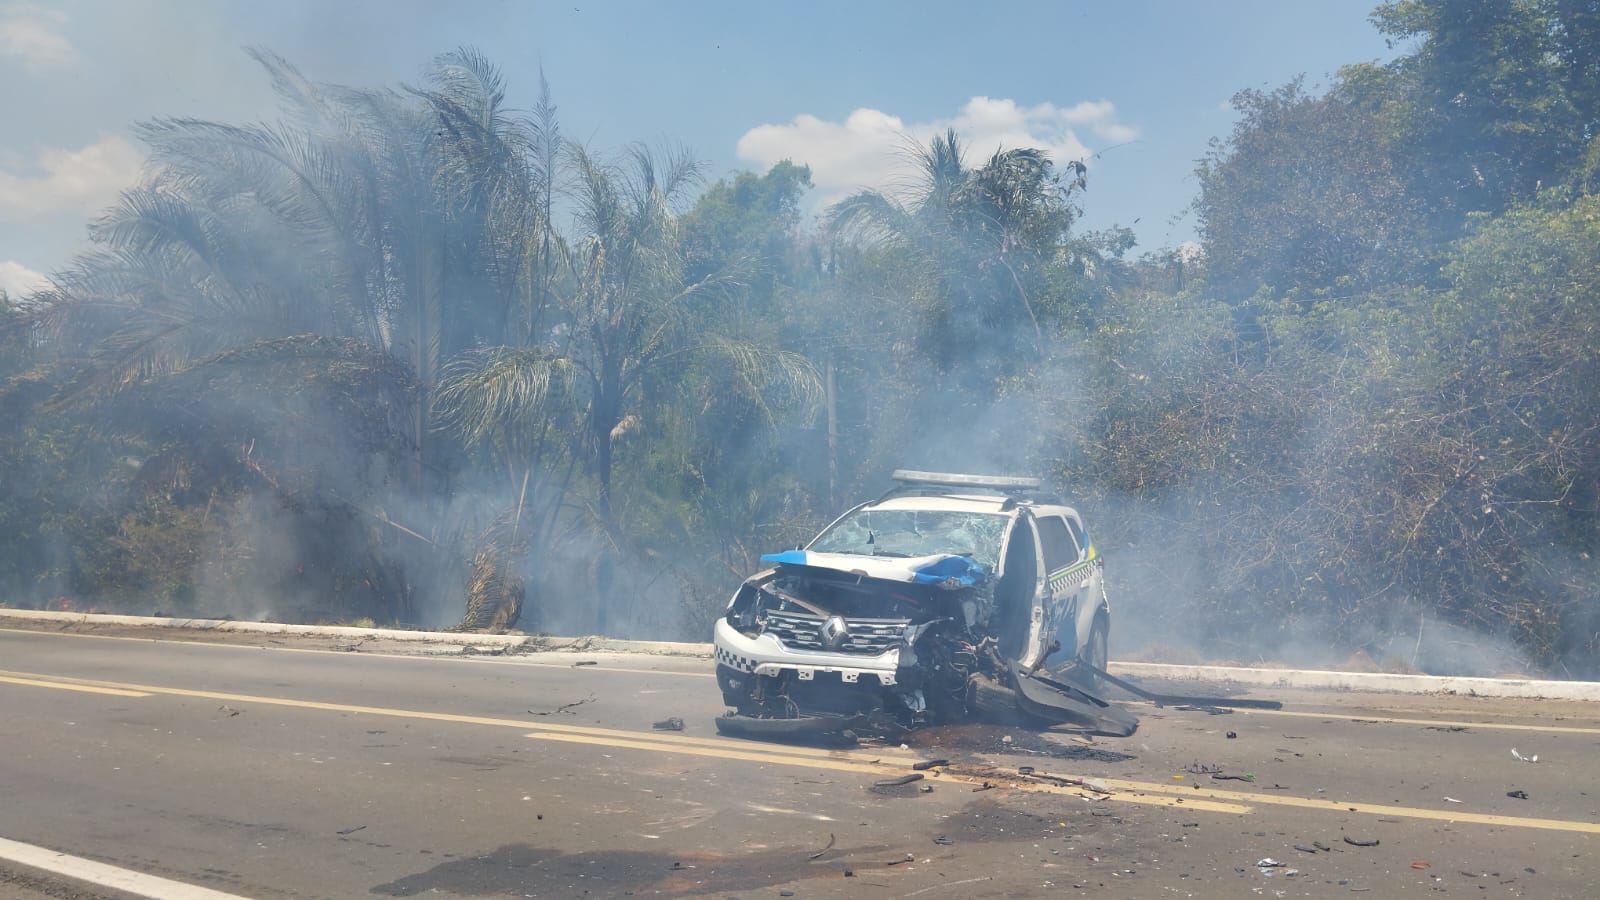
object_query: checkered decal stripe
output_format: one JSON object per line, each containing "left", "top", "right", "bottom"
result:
{"left": 715, "top": 645, "right": 757, "bottom": 672}
{"left": 1048, "top": 557, "right": 1102, "bottom": 590}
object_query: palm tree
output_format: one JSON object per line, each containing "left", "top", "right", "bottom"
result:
{"left": 434, "top": 143, "right": 822, "bottom": 633}
{"left": 29, "top": 48, "right": 561, "bottom": 626}
{"left": 828, "top": 129, "right": 1084, "bottom": 380}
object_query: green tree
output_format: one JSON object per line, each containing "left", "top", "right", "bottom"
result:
{"left": 681, "top": 160, "right": 813, "bottom": 289}
{"left": 1347, "top": 0, "right": 1599, "bottom": 225}
{"left": 1194, "top": 79, "right": 1432, "bottom": 305}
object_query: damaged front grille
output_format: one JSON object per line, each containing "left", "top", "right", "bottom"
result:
{"left": 762, "top": 611, "right": 909, "bottom": 654}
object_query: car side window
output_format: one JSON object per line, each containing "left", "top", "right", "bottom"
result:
{"left": 1036, "top": 516, "right": 1080, "bottom": 574}
{"left": 1064, "top": 515, "right": 1088, "bottom": 557}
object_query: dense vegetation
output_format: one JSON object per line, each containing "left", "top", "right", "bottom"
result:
{"left": 4, "top": 0, "right": 1600, "bottom": 677}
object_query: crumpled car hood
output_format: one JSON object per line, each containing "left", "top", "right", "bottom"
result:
{"left": 758, "top": 550, "right": 988, "bottom": 586}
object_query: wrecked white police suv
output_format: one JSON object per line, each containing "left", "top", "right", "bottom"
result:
{"left": 714, "top": 470, "right": 1128, "bottom": 737}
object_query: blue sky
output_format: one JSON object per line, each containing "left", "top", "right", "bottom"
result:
{"left": 0, "top": 0, "right": 1399, "bottom": 296}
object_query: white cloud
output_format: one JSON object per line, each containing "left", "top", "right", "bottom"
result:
{"left": 0, "top": 135, "right": 144, "bottom": 220}
{"left": 736, "top": 96, "right": 1139, "bottom": 207}
{"left": 0, "top": 3, "right": 78, "bottom": 73}
{"left": 0, "top": 259, "right": 49, "bottom": 296}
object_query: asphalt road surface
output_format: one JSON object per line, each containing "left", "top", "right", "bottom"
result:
{"left": 1, "top": 623, "right": 1597, "bottom": 899}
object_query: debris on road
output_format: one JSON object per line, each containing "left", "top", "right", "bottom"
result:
{"left": 1176, "top": 704, "right": 1231, "bottom": 715}
{"left": 1507, "top": 789, "right": 1530, "bottom": 799}
{"left": 1226, "top": 730, "right": 1237, "bottom": 739}
{"left": 1411, "top": 861, "right": 1431, "bottom": 870}
{"left": 1212, "top": 773, "right": 1255, "bottom": 782}
{"left": 1014, "top": 769, "right": 1114, "bottom": 794}
{"left": 933, "top": 836, "right": 954, "bottom": 846}
{"left": 573, "top": 660, "right": 598, "bottom": 666}
{"left": 874, "top": 773, "right": 924, "bottom": 788}
{"left": 887, "top": 853, "right": 916, "bottom": 866}
{"left": 530, "top": 693, "right": 596, "bottom": 716}
{"left": 808, "top": 833, "right": 836, "bottom": 860}
{"left": 1344, "top": 836, "right": 1380, "bottom": 847}
{"left": 1293, "top": 845, "right": 1320, "bottom": 854}
{"left": 651, "top": 716, "right": 684, "bottom": 731}
{"left": 713, "top": 711, "right": 866, "bottom": 741}
{"left": 1511, "top": 747, "right": 1539, "bottom": 763}
{"left": 1257, "top": 858, "right": 1286, "bottom": 868}
{"left": 912, "top": 758, "right": 949, "bottom": 771}
{"left": 336, "top": 825, "right": 366, "bottom": 835}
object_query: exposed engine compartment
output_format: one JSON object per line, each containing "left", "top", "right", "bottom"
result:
{"left": 719, "top": 563, "right": 998, "bottom": 729}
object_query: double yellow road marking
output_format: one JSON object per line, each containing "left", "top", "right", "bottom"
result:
{"left": 0, "top": 673, "right": 149, "bottom": 697}
{"left": 5, "top": 667, "right": 1599, "bottom": 833}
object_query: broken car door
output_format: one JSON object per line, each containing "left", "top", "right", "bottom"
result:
{"left": 1037, "top": 513, "right": 1089, "bottom": 660}
{"left": 995, "top": 512, "right": 1048, "bottom": 670}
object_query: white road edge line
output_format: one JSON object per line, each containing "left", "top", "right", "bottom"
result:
{"left": 0, "top": 835, "right": 250, "bottom": 900}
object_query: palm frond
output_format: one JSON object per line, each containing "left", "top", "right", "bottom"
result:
{"left": 433, "top": 346, "right": 577, "bottom": 449}
{"left": 826, "top": 189, "right": 914, "bottom": 246}
{"left": 246, "top": 46, "right": 349, "bottom": 134}
{"left": 704, "top": 336, "right": 825, "bottom": 425}
{"left": 428, "top": 47, "right": 509, "bottom": 135}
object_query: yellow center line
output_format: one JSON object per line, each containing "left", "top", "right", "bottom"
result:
{"left": 5, "top": 668, "right": 1598, "bottom": 833}
{"left": 0, "top": 674, "right": 150, "bottom": 697}
{"left": 1236, "top": 706, "right": 1600, "bottom": 735}
{"left": 0, "top": 668, "right": 903, "bottom": 761}
{"left": 1099, "top": 777, "right": 1600, "bottom": 834}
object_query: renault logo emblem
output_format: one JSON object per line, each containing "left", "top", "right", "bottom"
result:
{"left": 820, "top": 615, "right": 850, "bottom": 650}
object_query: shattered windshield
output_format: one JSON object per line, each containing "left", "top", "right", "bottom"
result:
{"left": 809, "top": 509, "right": 1008, "bottom": 571}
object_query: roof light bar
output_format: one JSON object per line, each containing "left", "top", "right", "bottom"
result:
{"left": 890, "top": 470, "right": 1042, "bottom": 492}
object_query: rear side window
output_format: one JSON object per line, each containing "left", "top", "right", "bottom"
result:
{"left": 1065, "top": 515, "right": 1089, "bottom": 555}
{"left": 1036, "top": 516, "right": 1081, "bottom": 572}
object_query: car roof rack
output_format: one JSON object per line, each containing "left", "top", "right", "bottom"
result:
{"left": 879, "top": 470, "right": 1061, "bottom": 505}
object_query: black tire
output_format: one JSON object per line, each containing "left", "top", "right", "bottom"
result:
{"left": 969, "top": 671, "right": 1033, "bottom": 726}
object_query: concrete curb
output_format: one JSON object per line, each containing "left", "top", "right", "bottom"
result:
{"left": 6, "top": 609, "right": 1600, "bottom": 701}
{"left": 1111, "top": 661, "right": 1600, "bottom": 702}
{"left": 0, "top": 609, "right": 713, "bottom": 658}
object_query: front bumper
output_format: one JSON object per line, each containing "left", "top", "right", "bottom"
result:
{"left": 713, "top": 618, "right": 904, "bottom": 686}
